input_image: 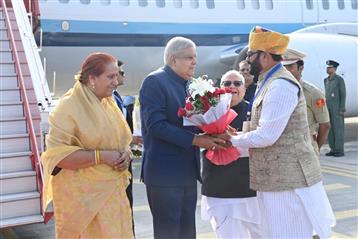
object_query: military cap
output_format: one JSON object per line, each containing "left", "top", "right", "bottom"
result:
{"left": 249, "top": 26, "right": 289, "bottom": 55}
{"left": 326, "top": 60, "right": 339, "bottom": 68}
{"left": 282, "top": 48, "right": 306, "bottom": 66}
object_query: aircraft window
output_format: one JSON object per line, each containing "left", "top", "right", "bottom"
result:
{"left": 306, "top": 0, "right": 313, "bottom": 9}
{"left": 352, "top": 0, "right": 358, "bottom": 9}
{"left": 190, "top": 0, "right": 199, "bottom": 8}
{"left": 237, "top": 0, "right": 245, "bottom": 9}
{"left": 265, "top": 0, "right": 273, "bottom": 9}
{"left": 337, "top": 0, "right": 345, "bottom": 9}
{"left": 119, "top": 0, "right": 129, "bottom": 6}
{"left": 100, "top": 0, "right": 110, "bottom": 5}
{"left": 206, "top": 0, "right": 215, "bottom": 9}
{"left": 322, "top": 0, "right": 329, "bottom": 9}
{"left": 138, "top": 0, "right": 148, "bottom": 7}
{"left": 252, "top": 0, "right": 260, "bottom": 9}
{"left": 156, "top": 0, "right": 165, "bottom": 7}
{"left": 59, "top": 0, "right": 69, "bottom": 3}
{"left": 173, "top": 0, "right": 182, "bottom": 8}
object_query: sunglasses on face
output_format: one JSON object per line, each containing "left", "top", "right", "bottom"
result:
{"left": 240, "top": 68, "right": 250, "bottom": 72}
{"left": 246, "top": 51, "right": 260, "bottom": 58}
{"left": 222, "top": 81, "right": 243, "bottom": 87}
{"left": 119, "top": 70, "right": 125, "bottom": 77}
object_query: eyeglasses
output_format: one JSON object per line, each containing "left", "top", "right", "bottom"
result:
{"left": 240, "top": 68, "right": 250, "bottom": 72}
{"left": 119, "top": 70, "right": 125, "bottom": 77}
{"left": 246, "top": 51, "right": 259, "bottom": 58}
{"left": 222, "top": 81, "right": 243, "bottom": 87}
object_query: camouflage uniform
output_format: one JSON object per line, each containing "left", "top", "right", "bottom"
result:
{"left": 302, "top": 81, "right": 330, "bottom": 155}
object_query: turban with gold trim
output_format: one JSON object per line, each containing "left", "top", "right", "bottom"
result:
{"left": 249, "top": 26, "right": 290, "bottom": 55}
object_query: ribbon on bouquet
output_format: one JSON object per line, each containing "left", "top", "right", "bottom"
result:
{"left": 198, "top": 109, "right": 241, "bottom": 165}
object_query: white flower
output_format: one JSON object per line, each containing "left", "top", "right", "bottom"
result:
{"left": 189, "top": 76, "right": 215, "bottom": 97}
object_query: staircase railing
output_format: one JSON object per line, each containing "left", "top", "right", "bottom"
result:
{"left": 11, "top": 0, "right": 52, "bottom": 112}
{"left": 24, "top": 0, "right": 40, "bottom": 17}
{"left": 1, "top": 0, "right": 45, "bottom": 220}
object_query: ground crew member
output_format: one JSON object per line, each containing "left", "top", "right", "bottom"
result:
{"left": 282, "top": 49, "right": 330, "bottom": 155}
{"left": 324, "top": 60, "right": 346, "bottom": 157}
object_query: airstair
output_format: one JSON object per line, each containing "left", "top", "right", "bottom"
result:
{"left": 0, "top": 0, "right": 52, "bottom": 227}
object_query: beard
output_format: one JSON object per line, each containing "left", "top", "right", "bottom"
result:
{"left": 249, "top": 55, "right": 262, "bottom": 77}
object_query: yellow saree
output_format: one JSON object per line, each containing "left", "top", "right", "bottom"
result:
{"left": 41, "top": 81, "right": 133, "bottom": 238}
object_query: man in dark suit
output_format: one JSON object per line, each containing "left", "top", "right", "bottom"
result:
{"left": 112, "top": 60, "right": 137, "bottom": 234}
{"left": 139, "top": 36, "right": 227, "bottom": 239}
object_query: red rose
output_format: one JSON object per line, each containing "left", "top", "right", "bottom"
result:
{"left": 214, "top": 88, "right": 222, "bottom": 96}
{"left": 177, "top": 107, "right": 186, "bottom": 117}
{"left": 185, "top": 102, "right": 194, "bottom": 110}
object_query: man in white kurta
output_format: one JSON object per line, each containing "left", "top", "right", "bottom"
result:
{"left": 230, "top": 26, "right": 335, "bottom": 238}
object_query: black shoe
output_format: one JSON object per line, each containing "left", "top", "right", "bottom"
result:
{"left": 333, "top": 152, "right": 345, "bottom": 157}
{"left": 325, "top": 151, "right": 336, "bottom": 156}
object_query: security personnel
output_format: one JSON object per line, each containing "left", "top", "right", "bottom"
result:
{"left": 282, "top": 49, "right": 330, "bottom": 155}
{"left": 324, "top": 60, "right": 346, "bottom": 157}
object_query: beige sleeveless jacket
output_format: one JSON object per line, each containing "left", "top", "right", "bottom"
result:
{"left": 249, "top": 65, "right": 322, "bottom": 191}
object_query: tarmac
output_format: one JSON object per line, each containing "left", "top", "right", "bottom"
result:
{"left": 1, "top": 117, "right": 357, "bottom": 239}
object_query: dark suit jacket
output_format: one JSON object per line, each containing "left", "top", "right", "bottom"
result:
{"left": 201, "top": 101, "right": 256, "bottom": 198}
{"left": 139, "top": 65, "right": 201, "bottom": 186}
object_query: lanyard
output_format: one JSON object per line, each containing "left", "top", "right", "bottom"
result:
{"left": 248, "top": 63, "right": 282, "bottom": 117}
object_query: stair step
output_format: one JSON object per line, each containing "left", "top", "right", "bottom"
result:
{"left": 0, "top": 170, "right": 37, "bottom": 195}
{"left": 0, "top": 191, "right": 39, "bottom": 203}
{"left": 0, "top": 75, "right": 18, "bottom": 88}
{"left": 0, "top": 133, "right": 43, "bottom": 154}
{"left": 0, "top": 28, "right": 20, "bottom": 41}
{"left": 0, "top": 39, "right": 10, "bottom": 49}
{"left": 0, "top": 151, "right": 33, "bottom": 173}
{"left": 0, "top": 19, "right": 5, "bottom": 28}
{"left": 0, "top": 116, "right": 41, "bottom": 135}
{"left": 0, "top": 62, "right": 15, "bottom": 74}
{"left": 0, "top": 75, "right": 34, "bottom": 89}
{"left": 0, "top": 72, "right": 16, "bottom": 77}
{"left": 0, "top": 49, "right": 12, "bottom": 62}
{"left": 0, "top": 101, "right": 24, "bottom": 118}
{"left": 0, "top": 88, "right": 20, "bottom": 102}
{"left": 0, "top": 116, "right": 27, "bottom": 134}
{"left": 0, "top": 133, "right": 30, "bottom": 154}
{"left": 0, "top": 9, "right": 15, "bottom": 19}
{"left": 0, "top": 50, "right": 26, "bottom": 64}
{"left": 0, "top": 28, "right": 8, "bottom": 40}
{"left": 0, "top": 192, "right": 41, "bottom": 222}
{"left": 0, "top": 214, "right": 43, "bottom": 228}
{"left": 0, "top": 19, "right": 17, "bottom": 30}
{"left": 0, "top": 101, "right": 39, "bottom": 118}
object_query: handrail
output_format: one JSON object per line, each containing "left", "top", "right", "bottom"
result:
{"left": 31, "top": 0, "right": 40, "bottom": 17}
{"left": 11, "top": 0, "right": 52, "bottom": 112}
{"left": 1, "top": 0, "right": 44, "bottom": 218}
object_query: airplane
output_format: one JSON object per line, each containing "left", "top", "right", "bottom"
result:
{"left": 234, "top": 23, "right": 358, "bottom": 116}
{"left": 34, "top": 0, "right": 357, "bottom": 115}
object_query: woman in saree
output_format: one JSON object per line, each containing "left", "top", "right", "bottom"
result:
{"left": 41, "top": 52, "right": 134, "bottom": 238}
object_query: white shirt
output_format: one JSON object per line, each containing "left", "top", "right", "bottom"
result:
{"left": 231, "top": 78, "right": 335, "bottom": 238}
{"left": 231, "top": 79, "right": 298, "bottom": 148}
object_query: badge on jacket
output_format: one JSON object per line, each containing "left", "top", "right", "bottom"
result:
{"left": 315, "top": 98, "right": 326, "bottom": 108}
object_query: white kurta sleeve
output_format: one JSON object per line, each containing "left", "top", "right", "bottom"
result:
{"left": 231, "top": 79, "right": 299, "bottom": 149}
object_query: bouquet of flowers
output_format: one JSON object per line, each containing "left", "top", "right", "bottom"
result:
{"left": 177, "top": 76, "right": 240, "bottom": 165}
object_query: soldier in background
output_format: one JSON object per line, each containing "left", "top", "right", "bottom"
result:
{"left": 324, "top": 60, "right": 346, "bottom": 157}
{"left": 282, "top": 49, "right": 330, "bottom": 155}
